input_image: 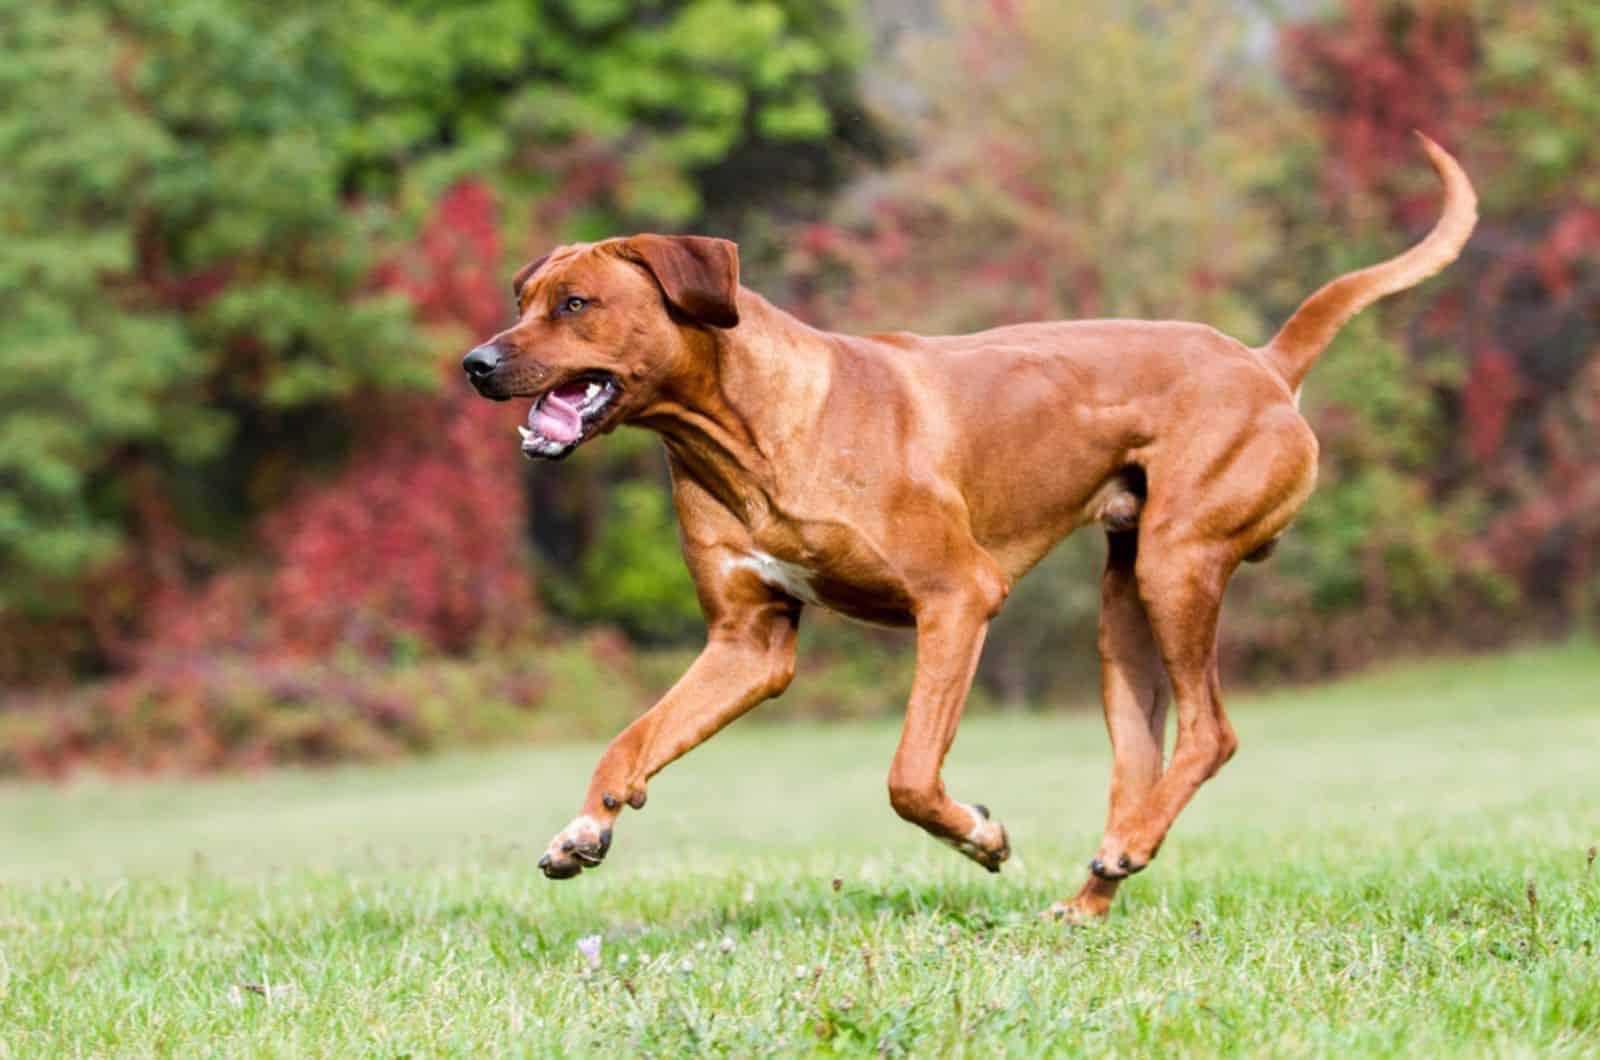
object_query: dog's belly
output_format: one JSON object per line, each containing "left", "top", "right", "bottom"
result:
{"left": 728, "top": 550, "right": 916, "bottom": 627}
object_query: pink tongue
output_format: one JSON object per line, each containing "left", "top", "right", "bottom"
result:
{"left": 530, "top": 386, "right": 586, "bottom": 443}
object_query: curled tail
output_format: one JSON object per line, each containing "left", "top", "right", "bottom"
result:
{"left": 1262, "top": 133, "right": 1477, "bottom": 393}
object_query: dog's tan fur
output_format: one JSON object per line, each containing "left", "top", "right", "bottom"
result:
{"left": 463, "top": 136, "right": 1476, "bottom": 919}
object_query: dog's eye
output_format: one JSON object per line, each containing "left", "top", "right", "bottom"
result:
{"left": 562, "top": 296, "right": 588, "bottom": 314}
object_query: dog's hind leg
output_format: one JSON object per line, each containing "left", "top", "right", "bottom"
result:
{"left": 1082, "top": 409, "right": 1315, "bottom": 884}
{"left": 887, "top": 576, "right": 1012, "bottom": 871}
{"left": 1047, "top": 530, "right": 1170, "bottom": 922}
{"left": 1085, "top": 537, "right": 1237, "bottom": 880}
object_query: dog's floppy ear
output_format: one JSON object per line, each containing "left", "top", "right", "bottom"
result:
{"left": 620, "top": 235, "right": 740, "bottom": 329}
{"left": 511, "top": 254, "right": 550, "bottom": 300}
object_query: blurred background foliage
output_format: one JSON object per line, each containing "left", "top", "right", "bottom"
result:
{"left": 1, "top": 0, "right": 1596, "bottom": 774}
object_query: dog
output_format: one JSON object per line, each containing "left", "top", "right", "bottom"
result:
{"left": 462, "top": 135, "right": 1475, "bottom": 920}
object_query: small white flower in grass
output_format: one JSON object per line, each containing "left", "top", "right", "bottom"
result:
{"left": 719, "top": 935, "right": 735, "bottom": 954}
{"left": 617, "top": 953, "right": 630, "bottom": 966}
{"left": 793, "top": 963, "right": 809, "bottom": 980}
{"left": 679, "top": 958, "right": 695, "bottom": 974}
{"left": 576, "top": 934, "right": 603, "bottom": 970}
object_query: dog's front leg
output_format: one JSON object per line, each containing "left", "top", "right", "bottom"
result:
{"left": 886, "top": 590, "right": 1011, "bottom": 872}
{"left": 539, "top": 582, "right": 799, "bottom": 879}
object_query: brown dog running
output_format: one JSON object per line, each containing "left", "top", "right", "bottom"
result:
{"left": 461, "top": 135, "right": 1475, "bottom": 921}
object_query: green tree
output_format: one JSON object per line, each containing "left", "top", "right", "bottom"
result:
{"left": 335, "top": 0, "right": 867, "bottom": 223}
{"left": 0, "top": 0, "right": 874, "bottom": 679}
{"left": 0, "top": 2, "right": 421, "bottom": 649}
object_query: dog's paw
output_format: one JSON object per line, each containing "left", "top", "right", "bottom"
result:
{"left": 1088, "top": 835, "right": 1152, "bottom": 880}
{"left": 1042, "top": 897, "right": 1109, "bottom": 926}
{"left": 940, "top": 802, "right": 1011, "bottom": 873}
{"left": 538, "top": 814, "right": 612, "bottom": 880}
{"left": 1042, "top": 876, "right": 1118, "bottom": 925}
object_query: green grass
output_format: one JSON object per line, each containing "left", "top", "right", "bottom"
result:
{"left": 2, "top": 643, "right": 1599, "bottom": 1056}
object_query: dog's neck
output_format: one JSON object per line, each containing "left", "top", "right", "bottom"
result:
{"left": 634, "top": 290, "right": 832, "bottom": 524}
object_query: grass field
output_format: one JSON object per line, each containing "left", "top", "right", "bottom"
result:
{"left": 2, "top": 643, "right": 1598, "bottom": 1056}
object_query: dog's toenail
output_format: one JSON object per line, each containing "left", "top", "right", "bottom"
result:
{"left": 1090, "top": 858, "right": 1105, "bottom": 874}
{"left": 973, "top": 803, "right": 990, "bottom": 820}
{"left": 538, "top": 854, "right": 552, "bottom": 869}
{"left": 1118, "top": 854, "right": 1131, "bottom": 871}
{"left": 562, "top": 839, "right": 576, "bottom": 853}
{"left": 627, "top": 791, "right": 647, "bottom": 810}
{"left": 602, "top": 793, "right": 620, "bottom": 811}
{"left": 598, "top": 829, "right": 612, "bottom": 855}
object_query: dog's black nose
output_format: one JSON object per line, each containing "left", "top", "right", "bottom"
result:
{"left": 462, "top": 344, "right": 501, "bottom": 379}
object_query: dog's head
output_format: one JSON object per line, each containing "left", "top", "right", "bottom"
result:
{"left": 461, "top": 234, "right": 740, "bottom": 459}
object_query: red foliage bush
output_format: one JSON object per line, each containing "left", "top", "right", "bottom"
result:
{"left": 3, "top": 180, "right": 555, "bottom": 776}
{"left": 0, "top": 634, "right": 648, "bottom": 779}
{"left": 1281, "top": 0, "right": 1480, "bottom": 218}
{"left": 261, "top": 180, "right": 534, "bottom": 657}
{"left": 1283, "top": 0, "right": 1600, "bottom": 625}
{"left": 109, "top": 180, "right": 538, "bottom": 668}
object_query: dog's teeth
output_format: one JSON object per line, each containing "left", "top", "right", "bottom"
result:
{"left": 517, "top": 425, "right": 532, "bottom": 440}
{"left": 584, "top": 382, "right": 600, "bottom": 402}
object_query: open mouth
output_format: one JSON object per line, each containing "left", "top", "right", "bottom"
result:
{"left": 517, "top": 376, "right": 619, "bottom": 459}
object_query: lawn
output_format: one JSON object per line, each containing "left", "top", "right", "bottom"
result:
{"left": 2, "top": 643, "right": 1598, "bottom": 1056}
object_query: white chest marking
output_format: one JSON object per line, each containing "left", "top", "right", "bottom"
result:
{"left": 727, "top": 551, "right": 822, "bottom": 605}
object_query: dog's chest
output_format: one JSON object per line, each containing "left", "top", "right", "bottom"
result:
{"left": 726, "top": 551, "right": 823, "bottom": 605}
{"left": 723, "top": 545, "right": 916, "bottom": 626}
